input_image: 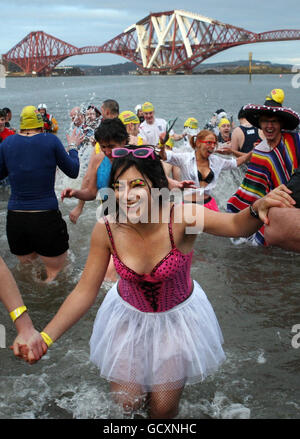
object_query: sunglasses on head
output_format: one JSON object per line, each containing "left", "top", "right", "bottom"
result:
{"left": 111, "top": 146, "right": 156, "bottom": 160}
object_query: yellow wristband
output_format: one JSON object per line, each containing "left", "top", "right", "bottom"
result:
{"left": 9, "top": 306, "right": 27, "bottom": 323}
{"left": 40, "top": 332, "right": 53, "bottom": 347}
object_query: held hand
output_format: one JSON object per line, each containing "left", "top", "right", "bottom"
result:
{"left": 11, "top": 329, "right": 47, "bottom": 364}
{"left": 61, "top": 188, "right": 76, "bottom": 201}
{"left": 254, "top": 185, "right": 296, "bottom": 225}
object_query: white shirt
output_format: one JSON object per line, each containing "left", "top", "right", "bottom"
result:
{"left": 165, "top": 150, "right": 237, "bottom": 195}
{"left": 254, "top": 138, "right": 273, "bottom": 152}
{"left": 139, "top": 118, "right": 168, "bottom": 146}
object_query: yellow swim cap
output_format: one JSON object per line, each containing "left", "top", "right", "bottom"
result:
{"left": 184, "top": 117, "right": 198, "bottom": 130}
{"left": 166, "top": 137, "right": 175, "bottom": 149}
{"left": 20, "top": 105, "right": 44, "bottom": 130}
{"left": 142, "top": 102, "right": 154, "bottom": 113}
{"left": 119, "top": 110, "right": 140, "bottom": 125}
{"left": 265, "top": 89, "right": 285, "bottom": 105}
{"left": 218, "top": 118, "right": 231, "bottom": 128}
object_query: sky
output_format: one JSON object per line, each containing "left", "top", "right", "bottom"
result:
{"left": 1, "top": 0, "right": 300, "bottom": 68}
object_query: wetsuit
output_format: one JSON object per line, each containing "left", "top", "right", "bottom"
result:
{"left": 0, "top": 133, "right": 79, "bottom": 210}
{"left": 239, "top": 125, "right": 261, "bottom": 153}
{"left": 0, "top": 132, "right": 79, "bottom": 257}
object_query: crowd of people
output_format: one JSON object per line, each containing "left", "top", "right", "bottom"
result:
{"left": 0, "top": 87, "right": 300, "bottom": 419}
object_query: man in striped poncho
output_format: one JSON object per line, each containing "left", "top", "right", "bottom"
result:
{"left": 227, "top": 103, "right": 300, "bottom": 247}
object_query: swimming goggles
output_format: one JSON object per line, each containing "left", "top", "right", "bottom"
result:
{"left": 112, "top": 146, "right": 156, "bottom": 159}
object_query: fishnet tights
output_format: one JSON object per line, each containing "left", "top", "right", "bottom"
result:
{"left": 110, "top": 380, "right": 184, "bottom": 419}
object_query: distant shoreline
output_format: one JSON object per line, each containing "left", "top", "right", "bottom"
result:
{"left": 4, "top": 59, "right": 293, "bottom": 77}
{"left": 5, "top": 71, "right": 293, "bottom": 78}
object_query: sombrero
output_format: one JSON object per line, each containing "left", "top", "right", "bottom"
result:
{"left": 243, "top": 104, "right": 300, "bottom": 131}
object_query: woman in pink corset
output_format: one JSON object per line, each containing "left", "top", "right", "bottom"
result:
{"left": 16, "top": 146, "right": 295, "bottom": 419}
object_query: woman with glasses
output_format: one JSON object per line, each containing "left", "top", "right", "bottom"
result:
{"left": 17, "top": 146, "right": 293, "bottom": 418}
{"left": 159, "top": 129, "right": 249, "bottom": 211}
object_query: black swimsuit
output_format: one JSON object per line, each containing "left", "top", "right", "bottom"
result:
{"left": 198, "top": 169, "right": 214, "bottom": 184}
{"left": 197, "top": 169, "right": 215, "bottom": 204}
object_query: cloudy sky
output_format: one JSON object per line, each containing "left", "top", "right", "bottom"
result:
{"left": 1, "top": 0, "right": 300, "bottom": 67}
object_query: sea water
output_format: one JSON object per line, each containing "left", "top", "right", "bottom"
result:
{"left": 0, "top": 74, "right": 300, "bottom": 419}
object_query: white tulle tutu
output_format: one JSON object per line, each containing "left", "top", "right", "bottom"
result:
{"left": 90, "top": 280, "right": 225, "bottom": 391}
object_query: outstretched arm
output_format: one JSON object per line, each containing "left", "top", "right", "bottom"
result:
{"left": 217, "top": 145, "right": 253, "bottom": 165}
{"left": 0, "top": 257, "right": 46, "bottom": 361}
{"left": 0, "top": 257, "right": 26, "bottom": 313}
{"left": 204, "top": 185, "right": 295, "bottom": 237}
{"left": 61, "top": 151, "right": 103, "bottom": 202}
{"left": 235, "top": 150, "right": 253, "bottom": 166}
{"left": 183, "top": 185, "right": 296, "bottom": 239}
{"left": 65, "top": 150, "right": 101, "bottom": 224}
{"left": 40, "top": 221, "right": 111, "bottom": 348}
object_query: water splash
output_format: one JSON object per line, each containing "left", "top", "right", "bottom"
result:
{"left": 179, "top": 391, "right": 250, "bottom": 419}
{"left": 257, "top": 349, "right": 267, "bottom": 364}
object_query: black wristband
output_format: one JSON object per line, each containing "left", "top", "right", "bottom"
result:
{"left": 249, "top": 204, "right": 259, "bottom": 219}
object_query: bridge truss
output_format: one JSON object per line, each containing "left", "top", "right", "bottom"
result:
{"left": 2, "top": 10, "right": 300, "bottom": 75}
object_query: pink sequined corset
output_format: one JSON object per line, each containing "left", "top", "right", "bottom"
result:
{"left": 104, "top": 207, "right": 193, "bottom": 313}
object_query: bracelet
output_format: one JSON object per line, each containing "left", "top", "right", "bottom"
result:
{"left": 10, "top": 306, "right": 27, "bottom": 323}
{"left": 68, "top": 143, "right": 76, "bottom": 148}
{"left": 249, "top": 204, "right": 259, "bottom": 219}
{"left": 40, "top": 331, "right": 53, "bottom": 347}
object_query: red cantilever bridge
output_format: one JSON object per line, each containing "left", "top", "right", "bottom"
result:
{"left": 2, "top": 9, "right": 300, "bottom": 75}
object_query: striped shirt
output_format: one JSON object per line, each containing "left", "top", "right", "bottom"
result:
{"left": 227, "top": 132, "right": 300, "bottom": 245}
